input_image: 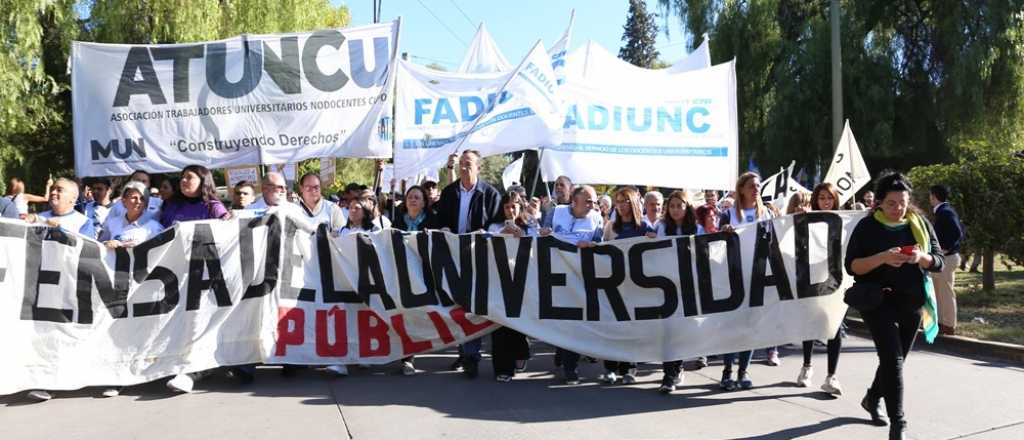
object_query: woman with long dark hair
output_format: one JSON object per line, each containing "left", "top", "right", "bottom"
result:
{"left": 797, "top": 183, "right": 846, "bottom": 396}
{"left": 487, "top": 190, "right": 535, "bottom": 382}
{"left": 159, "top": 164, "right": 230, "bottom": 228}
{"left": 653, "top": 190, "right": 697, "bottom": 393}
{"left": 846, "top": 173, "right": 943, "bottom": 440}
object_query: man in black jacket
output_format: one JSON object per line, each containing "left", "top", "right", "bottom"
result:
{"left": 434, "top": 149, "right": 502, "bottom": 378}
{"left": 929, "top": 185, "right": 964, "bottom": 335}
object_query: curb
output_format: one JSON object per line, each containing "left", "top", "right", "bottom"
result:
{"left": 845, "top": 317, "right": 1024, "bottom": 366}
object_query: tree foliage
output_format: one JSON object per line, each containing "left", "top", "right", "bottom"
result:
{"left": 620, "top": 0, "right": 661, "bottom": 68}
{"left": 657, "top": 0, "right": 1024, "bottom": 177}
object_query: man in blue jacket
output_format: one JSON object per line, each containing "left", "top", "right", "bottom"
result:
{"left": 929, "top": 185, "right": 964, "bottom": 335}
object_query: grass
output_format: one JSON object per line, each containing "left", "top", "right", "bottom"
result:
{"left": 953, "top": 257, "right": 1024, "bottom": 346}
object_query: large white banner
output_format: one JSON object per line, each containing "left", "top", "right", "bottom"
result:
{"left": 1, "top": 210, "right": 860, "bottom": 394}
{"left": 393, "top": 42, "right": 562, "bottom": 180}
{"left": 72, "top": 21, "right": 400, "bottom": 177}
{"left": 543, "top": 44, "right": 738, "bottom": 190}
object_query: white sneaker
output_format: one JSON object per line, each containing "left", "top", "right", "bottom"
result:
{"left": 599, "top": 371, "right": 619, "bottom": 384}
{"left": 27, "top": 390, "right": 52, "bottom": 401}
{"left": 622, "top": 368, "right": 638, "bottom": 384}
{"left": 401, "top": 361, "right": 416, "bottom": 376}
{"left": 821, "top": 375, "right": 843, "bottom": 396}
{"left": 767, "top": 349, "right": 781, "bottom": 366}
{"left": 796, "top": 365, "right": 813, "bottom": 387}
{"left": 166, "top": 374, "right": 194, "bottom": 393}
{"left": 674, "top": 374, "right": 684, "bottom": 386}
{"left": 100, "top": 387, "right": 121, "bottom": 398}
{"left": 326, "top": 364, "right": 349, "bottom": 376}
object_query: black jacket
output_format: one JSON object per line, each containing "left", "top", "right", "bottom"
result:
{"left": 932, "top": 202, "right": 963, "bottom": 255}
{"left": 845, "top": 214, "right": 945, "bottom": 311}
{"left": 434, "top": 180, "right": 503, "bottom": 233}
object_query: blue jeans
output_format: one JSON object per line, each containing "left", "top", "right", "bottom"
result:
{"left": 723, "top": 350, "right": 752, "bottom": 373}
{"left": 458, "top": 337, "right": 482, "bottom": 364}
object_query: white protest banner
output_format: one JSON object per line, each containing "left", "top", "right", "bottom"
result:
{"left": 73, "top": 21, "right": 400, "bottom": 177}
{"left": 457, "top": 23, "right": 512, "bottom": 73}
{"left": 665, "top": 36, "right": 711, "bottom": 74}
{"left": 379, "top": 164, "right": 395, "bottom": 193}
{"left": 502, "top": 155, "right": 525, "bottom": 189}
{"left": 319, "top": 157, "right": 336, "bottom": 187}
{"left": 544, "top": 43, "right": 737, "bottom": 190}
{"left": 393, "top": 42, "right": 562, "bottom": 180}
{"left": 824, "top": 120, "right": 871, "bottom": 206}
{"left": 226, "top": 166, "right": 260, "bottom": 187}
{"left": 1, "top": 209, "right": 859, "bottom": 394}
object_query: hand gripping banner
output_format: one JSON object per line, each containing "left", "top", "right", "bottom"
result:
{"left": 0, "top": 210, "right": 862, "bottom": 394}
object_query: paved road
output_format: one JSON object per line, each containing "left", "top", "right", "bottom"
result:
{"left": 3, "top": 335, "right": 1022, "bottom": 440}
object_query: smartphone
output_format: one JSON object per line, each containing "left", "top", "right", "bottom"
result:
{"left": 899, "top": 245, "right": 916, "bottom": 255}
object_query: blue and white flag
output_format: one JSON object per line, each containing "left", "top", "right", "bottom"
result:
{"left": 393, "top": 41, "right": 563, "bottom": 180}
{"left": 548, "top": 10, "right": 575, "bottom": 85}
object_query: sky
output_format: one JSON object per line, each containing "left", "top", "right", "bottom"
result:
{"left": 335, "top": 0, "right": 694, "bottom": 70}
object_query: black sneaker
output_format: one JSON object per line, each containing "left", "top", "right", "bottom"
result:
{"left": 565, "top": 372, "right": 580, "bottom": 385}
{"left": 449, "top": 358, "right": 463, "bottom": 371}
{"left": 462, "top": 361, "right": 479, "bottom": 379}
{"left": 861, "top": 392, "right": 889, "bottom": 426}
{"left": 720, "top": 370, "right": 736, "bottom": 391}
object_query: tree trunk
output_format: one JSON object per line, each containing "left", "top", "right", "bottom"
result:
{"left": 982, "top": 248, "right": 996, "bottom": 291}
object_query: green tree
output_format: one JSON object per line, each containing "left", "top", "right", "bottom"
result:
{"left": 620, "top": 0, "right": 661, "bottom": 68}
{"left": 656, "top": 0, "right": 1024, "bottom": 178}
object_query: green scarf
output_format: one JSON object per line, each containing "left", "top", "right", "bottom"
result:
{"left": 873, "top": 210, "right": 939, "bottom": 343}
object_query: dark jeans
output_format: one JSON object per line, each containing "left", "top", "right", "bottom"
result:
{"left": 557, "top": 347, "right": 580, "bottom": 376}
{"left": 458, "top": 337, "right": 483, "bottom": 364}
{"left": 662, "top": 361, "right": 683, "bottom": 381}
{"left": 723, "top": 350, "right": 752, "bottom": 373}
{"left": 491, "top": 327, "right": 530, "bottom": 377}
{"left": 862, "top": 305, "right": 921, "bottom": 424}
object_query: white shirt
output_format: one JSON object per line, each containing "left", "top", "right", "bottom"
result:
{"left": 10, "top": 193, "right": 28, "bottom": 215}
{"left": 374, "top": 215, "right": 392, "bottom": 230}
{"left": 550, "top": 205, "right": 604, "bottom": 245}
{"left": 248, "top": 197, "right": 304, "bottom": 218}
{"left": 457, "top": 182, "right": 475, "bottom": 233}
{"left": 299, "top": 198, "right": 347, "bottom": 230}
{"left": 643, "top": 216, "right": 661, "bottom": 232}
{"left": 39, "top": 209, "right": 94, "bottom": 238}
{"left": 99, "top": 212, "right": 164, "bottom": 244}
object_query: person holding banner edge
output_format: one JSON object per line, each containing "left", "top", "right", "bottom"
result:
{"left": 487, "top": 190, "right": 536, "bottom": 382}
{"left": 846, "top": 173, "right": 943, "bottom": 440}
{"left": 718, "top": 172, "right": 774, "bottom": 391}
{"left": 796, "top": 183, "right": 846, "bottom": 396}
{"left": 539, "top": 185, "right": 604, "bottom": 384}
{"left": 599, "top": 186, "right": 653, "bottom": 385}
{"left": 650, "top": 190, "right": 698, "bottom": 393}
{"left": 391, "top": 185, "right": 437, "bottom": 376}
{"left": 434, "top": 150, "right": 503, "bottom": 379}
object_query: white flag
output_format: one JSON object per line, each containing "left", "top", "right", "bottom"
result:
{"left": 393, "top": 41, "right": 562, "bottom": 181}
{"left": 548, "top": 10, "right": 575, "bottom": 85}
{"left": 466, "top": 40, "right": 563, "bottom": 146}
{"left": 824, "top": 120, "right": 871, "bottom": 206}
{"left": 759, "top": 162, "right": 795, "bottom": 211}
{"left": 502, "top": 156, "right": 525, "bottom": 190}
{"left": 458, "top": 23, "right": 512, "bottom": 73}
